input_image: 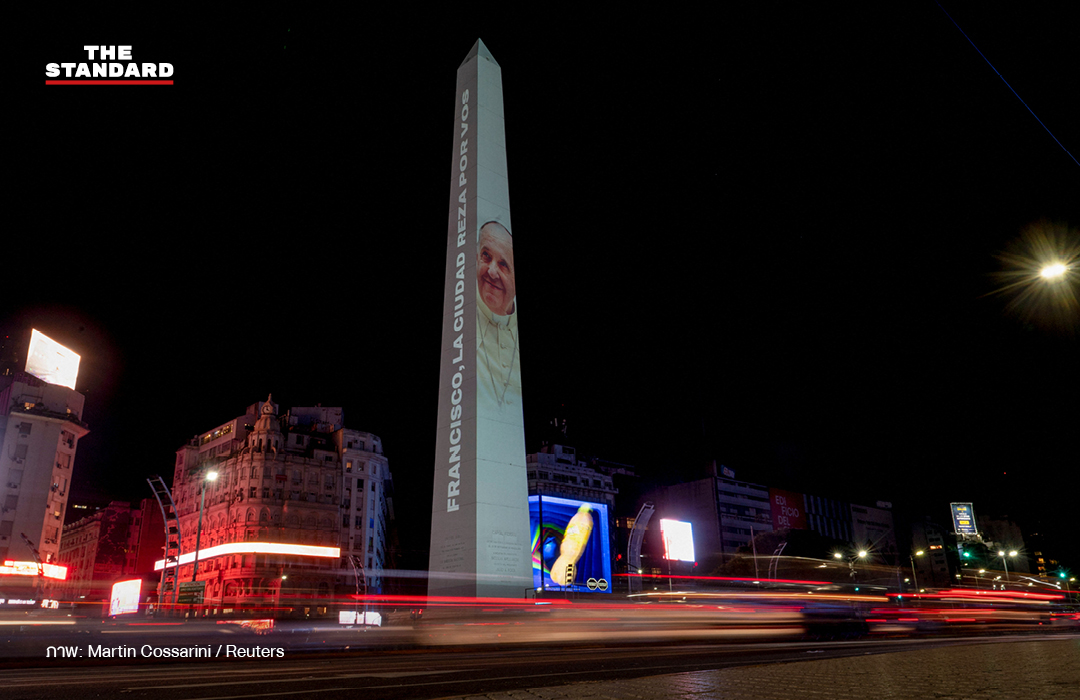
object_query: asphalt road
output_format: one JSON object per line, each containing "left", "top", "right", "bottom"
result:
{"left": 3, "top": 634, "right": 1073, "bottom": 700}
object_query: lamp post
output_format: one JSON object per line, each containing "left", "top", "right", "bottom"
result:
{"left": 998, "top": 550, "right": 1017, "bottom": 586}
{"left": 909, "top": 550, "right": 924, "bottom": 594}
{"left": 1058, "top": 571, "right": 1074, "bottom": 602}
{"left": 275, "top": 572, "right": 288, "bottom": 618}
{"left": 192, "top": 470, "right": 219, "bottom": 583}
{"left": 835, "top": 549, "right": 868, "bottom": 586}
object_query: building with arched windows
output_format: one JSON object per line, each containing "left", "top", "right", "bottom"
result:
{"left": 160, "top": 396, "right": 392, "bottom": 618}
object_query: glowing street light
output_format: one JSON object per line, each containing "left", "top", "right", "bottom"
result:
{"left": 998, "top": 550, "right": 1018, "bottom": 585}
{"left": 1040, "top": 263, "right": 1067, "bottom": 280}
{"left": 835, "top": 549, "right": 869, "bottom": 586}
{"left": 909, "top": 550, "right": 924, "bottom": 593}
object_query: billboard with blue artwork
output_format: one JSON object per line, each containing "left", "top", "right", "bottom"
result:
{"left": 529, "top": 495, "right": 611, "bottom": 593}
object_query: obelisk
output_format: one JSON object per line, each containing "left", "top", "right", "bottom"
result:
{"left": 428, "top": 39, "right": 531, "bottom": 598}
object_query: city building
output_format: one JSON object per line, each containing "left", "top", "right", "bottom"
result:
{"left": 52, "top": 500, "right": 164, "bottom": 606}
{"left": 910, "top": 517, "right": 955, "bottom": 590}
{"left": 1026, "top": 531, "right": 1061, "bottom": 579}
{"left": 803, "top": 493, "right": 854, "bottom": 544}
{"left": 53, "top": 499, "right": 166, "bottom": 607}
{"left": 162, "top": 397, "right": 393, "bottom": 618}
{"left": 654, "top": 467, "right": 774, "bottom": 573}
{"left": 651, "top": 465, "right": 903, "bottom": 577}
{"left": 527, "top": 444, "right": 619, "bottom": 509}
{"left": 126, "top": 498, "right": 167, "bottom": 576}
{"left": 0, "top": 370, "right": 89, "bottom": 570}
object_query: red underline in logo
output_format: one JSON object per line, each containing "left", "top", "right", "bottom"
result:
{"left": 45, "top": 80, "right": 174, "bottom": 85}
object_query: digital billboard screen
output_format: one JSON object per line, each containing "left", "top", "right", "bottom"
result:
{"left": 659, "top": 519, "right": 695, "bottom": 562}
{"left": 530, "top": 496, "right": 610, "bottom": 593}
{"left": 109, "top": 579, "right": 141, "bottom": 616}
{"left": 950, "top": 502, "right": 978, "bottom": 536}
{"left": 26, "top": 329, "right": 81, "bottom": 390}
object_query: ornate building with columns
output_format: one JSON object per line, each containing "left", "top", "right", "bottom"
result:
{"left": 162, "top": 396, "right": 392, "bottom": 618}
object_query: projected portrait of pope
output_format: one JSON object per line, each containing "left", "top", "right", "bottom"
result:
{"left": 476, "top": 221, "right": 521, "bottom": 414}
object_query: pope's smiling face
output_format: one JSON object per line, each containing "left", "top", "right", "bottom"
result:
{"left": 477, "top": 223, "right": 516, "bottom": 315}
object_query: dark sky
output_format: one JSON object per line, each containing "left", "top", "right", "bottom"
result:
{"left": 20, "top": 4, "right": 1079, "bottom": 569}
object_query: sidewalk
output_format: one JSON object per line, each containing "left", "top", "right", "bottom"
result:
{"left": 439, "top": 638, "right": 1080, "bottom": 699}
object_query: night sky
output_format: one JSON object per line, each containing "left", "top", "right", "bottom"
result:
{"left": 23, "top": 4, "right": 1079, "bottom": 571}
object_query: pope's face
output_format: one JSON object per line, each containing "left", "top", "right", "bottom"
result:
{"left": 477, "top": 224, "right": 516, "bottom": 315}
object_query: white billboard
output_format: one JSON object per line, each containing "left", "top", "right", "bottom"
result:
{"left": 660, "top": 519, "right": 696, "bottom": 562}
{"left": 109, "top": 579, "right": 141, "bottom": 616}
{"left": 26, "top": 329, "right": 80, "bottom": 389}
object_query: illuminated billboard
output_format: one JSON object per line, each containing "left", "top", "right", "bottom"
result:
{"left": 26, "top": 329, "right": 80, "bottom": 390}
{"left": 1, "top": 560, "right": 68, "bottom": 580}
{"left": 530, "top": 496, "right": 611, "bottom": 593}
{"left": 950, "top": 502, "right": 978, "bottom": 536}
{"left": 109, "top": 579, "right": 141, "bottom": 616}
{"left": 428, "top": 39, "right": 531, "bottom": 598}
{"left": 154, "top": 542, "right": 339, "bottom": 570}
{"left": 769, "top": 488, "right": 807, "bottom": 530}
{"left": 339, "top": 610, "right": 382, "bottom": 626}
{"left": 659, "top": 519, "right": 695, "bottom": 562}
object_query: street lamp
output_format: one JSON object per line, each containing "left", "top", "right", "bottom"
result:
{"left": 835, "top": 549, "right": 868, "bottom": 586}
{"left": 1058, "top": 571, "right": 1074, "bottom": 601}
{"left": 998, "top": 550, "right": 1017, "bottom": 585}
{"left": 275, "top": 573, "right": 288, "bottom": 616}
{"left": 192, "top": 470, "right": 219, "bottom": 583}
{"left": 1040, "top": 263, "right": 1067, "bottom": 280}
{"left": 909, "top": 550, "right": 924, "bottom": 594}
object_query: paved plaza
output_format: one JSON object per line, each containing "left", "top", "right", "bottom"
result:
{"left": 438, "top": 638, "right": 1080, "bottom": 700}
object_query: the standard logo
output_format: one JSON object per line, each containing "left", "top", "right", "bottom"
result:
{"left": 46, "top": 46, "right": 174, "bottom": 85}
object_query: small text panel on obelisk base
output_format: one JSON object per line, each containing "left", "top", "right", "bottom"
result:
{"left": 428, "top": 39, "right": 531, "bottom": 599}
